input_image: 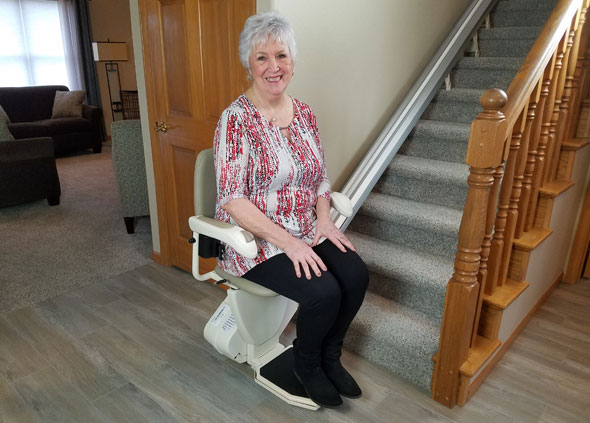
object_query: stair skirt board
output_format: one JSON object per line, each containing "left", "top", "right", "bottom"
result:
{"left": 343, "top": 0, "right": 560, "bottom": 393}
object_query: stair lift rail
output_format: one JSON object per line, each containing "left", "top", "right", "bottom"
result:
{"left": 335, "top": 0, "right": 498, "bottom": 231}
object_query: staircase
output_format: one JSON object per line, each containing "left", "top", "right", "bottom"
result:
{"left": 343, "top": 0, "right": 559, "bottom": 392}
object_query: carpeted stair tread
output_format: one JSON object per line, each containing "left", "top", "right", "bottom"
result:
{"left": 410, "top": 120, "right": 471, "bottom": 140}
{"left": 495, "top": 0, "right": 558, "bottom": 12}
{"left": 385, "top": 155, "right": 469, "bottom": 187}
{"left": 491, "top": 9, "right": 553, "bottom": 27}
{"left": 456, "top": 56, "right": 523, "bottom": 70}
{"left": 375, "top": 155, "right": 469, "bottom": 210}
{"left": 400, "top": 120, "right": 470, "bottom": 163}
{"left": 351, "top": 194, "right": 462, "bottom": 258}
{"left": 478, "top": 27, "right": 542, "bottom": 40}
{"left": 346, "top": 231, "right": 453, "bottom": 300}
{"left": 423, "top": 88, "right": 484, "bottom": 124}
{"left": 451, "top": 68, "right": 515, "bottom": 90}
{"left": 358, "top": 194, "right": 462, "bottom": 237}
{"left": 344, "top": 290, "right": 440, "bottom": 391}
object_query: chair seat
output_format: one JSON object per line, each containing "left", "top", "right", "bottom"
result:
{"left": 216, "top": 267, "right": 278, "bottom": 297}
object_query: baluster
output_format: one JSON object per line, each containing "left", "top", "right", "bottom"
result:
{"left": 543, "top": 35, "right": 567, "bottom": 185}
{"left": 567, "top": 2, "right": 588, "bottom": 141}
{"left": 548, "top": 16, "right": 578, "bottom": 181}
{"left": 485, "top": 111, "right": 525, "bottom": 296}
{"left": 499, "top": 96, "right": 536, "bottom": 286}
{"left": 516, "top": 79, "right": 543, "bottom": 238}
{"left": 526, "top": 47, "right": 561, "bottom": 231}
{"left": 475, "top": 163, "right": 503, "bottom": 328}
{"left": 433, "top": 89, "right": 506, "bottom": 408}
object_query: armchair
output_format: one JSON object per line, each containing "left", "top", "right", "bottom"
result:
{"left": 0, "top": 137, "right": 61, "bottom": 207}
{"left": 111, "top": 120, "right": 149, "bottom": 233}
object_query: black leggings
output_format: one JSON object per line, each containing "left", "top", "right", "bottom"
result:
{"left": 243, "top": 240, "right": 369, "bottom": 365}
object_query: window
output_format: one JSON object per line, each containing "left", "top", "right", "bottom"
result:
{"left": 0, "top": 0, "right": 69, "bottom": 87}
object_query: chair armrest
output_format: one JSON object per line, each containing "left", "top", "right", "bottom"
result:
{"left": 331, "top": 192, "right": 353, "bottom": 217}
{"left": 0, "top": 137, "right": 54, "bottom": 162}
{"left": 188, "top": 215, "right": 258, "bottom": 259}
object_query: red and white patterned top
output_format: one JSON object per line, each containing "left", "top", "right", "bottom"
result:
{"left": 214, "top": 94, "right": 331, "bottom": 276}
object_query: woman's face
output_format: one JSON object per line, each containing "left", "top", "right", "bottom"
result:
{"left": 249, "top": 39, "right": 293, "bottom": 99}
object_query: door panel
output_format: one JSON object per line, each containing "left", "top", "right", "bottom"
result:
{"left": 140, "top": 0, "right": 255, "bottom": 271}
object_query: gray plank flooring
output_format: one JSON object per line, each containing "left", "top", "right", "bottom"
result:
{"left": 0, "top": 262, "right": 588, "bottom": 422}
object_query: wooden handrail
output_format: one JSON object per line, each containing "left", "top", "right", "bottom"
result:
{"left": 502, "top": 0, "right": 581, "bottom": 136}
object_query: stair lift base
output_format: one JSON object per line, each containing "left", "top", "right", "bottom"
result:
{"left": 203, "top": 288, "right": 319, "bottom": 410}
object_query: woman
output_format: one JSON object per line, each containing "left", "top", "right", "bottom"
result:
{"left": 214, "top": 11, "right": 368, "bottom": 408}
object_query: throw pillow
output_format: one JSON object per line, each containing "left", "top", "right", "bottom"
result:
{"left": 0, "top": 104, "right": 10, "bottom": 123}
{"left": 51, "top": 90, "right": 86, "bottom": 118}
{"left": 0, "top": 119, "right": 15, "bottom": 141}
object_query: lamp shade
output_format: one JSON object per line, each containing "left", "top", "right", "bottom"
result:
{"left": 92, "top": 42, "right": 128, "bottom": 62}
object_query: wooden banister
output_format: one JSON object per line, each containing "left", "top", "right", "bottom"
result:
{"left": 433, "top": 0, "right": 589, "bottom": 409}
{"left": 432, "top": 89, "right": 506, "bottom": 408}
{"left": 502, "top": 0, "right": 581, "bottom": 136}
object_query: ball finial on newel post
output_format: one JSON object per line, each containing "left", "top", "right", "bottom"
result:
{"left": 480, "top": 88, "right": 507, "bottom": 113}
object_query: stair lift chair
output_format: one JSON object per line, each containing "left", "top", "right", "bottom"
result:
{"left": 188, "top": 148, "right": 353, "bottom": 410}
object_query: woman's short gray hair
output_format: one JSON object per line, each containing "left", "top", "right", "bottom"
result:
{"left": 238, "top": 11, "right": 297, "bottom": 71}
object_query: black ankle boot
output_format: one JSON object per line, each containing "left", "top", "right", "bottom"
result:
{"left": 322, "top": 359, "right": 362, "bottom": 398}
{"left": 292, "top": 340, "right": 343, "bottom": 408}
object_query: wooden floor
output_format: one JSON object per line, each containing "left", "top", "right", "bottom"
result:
{"left": 0, "top": 263, "right": 588, "bottom": 423}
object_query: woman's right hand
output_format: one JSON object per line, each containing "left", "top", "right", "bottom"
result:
{"left": 283, "top": 237, "right": 327, "bottom": 279}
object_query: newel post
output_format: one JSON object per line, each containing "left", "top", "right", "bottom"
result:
{"left": 432, "top": 89, "right": 507, "bottom": 408}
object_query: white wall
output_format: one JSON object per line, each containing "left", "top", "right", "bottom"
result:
{"left": 260, "top": 0, "right": 473, "bottom": 188}
{"left": 132, "top": 0, "right": 474, "bottom": 252}
{"left": 499, "top": 144, "right": 590, "bottom": 341}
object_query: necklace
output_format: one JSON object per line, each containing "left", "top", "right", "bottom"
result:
{"left": 248, "top": 90, "right": 292, "bottom": 129}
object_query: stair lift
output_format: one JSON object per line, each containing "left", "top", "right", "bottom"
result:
{"left": 188, "top": 148, "right": 353, "bottom": 410}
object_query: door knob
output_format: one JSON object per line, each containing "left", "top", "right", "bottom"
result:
{"left": 154, "top": 121, "right": 169, "bottom": 133}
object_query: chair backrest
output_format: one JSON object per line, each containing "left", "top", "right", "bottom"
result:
{"left": 111, "top": 119, "right": 149, "bottom": 217}
{"left": 194, "top": 148, "right": 216, "bottom": 217}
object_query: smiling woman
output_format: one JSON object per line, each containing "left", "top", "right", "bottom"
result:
{"left": 212, "top": 11, "right": 369, "bottom": 409}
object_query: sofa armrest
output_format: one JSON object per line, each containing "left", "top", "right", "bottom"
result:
{"left": 82, "top": 104, "right": 100, "bottom": 122}
{"left": 83, "top": 104, "right": 104, "bottom": 140}
{"left": 0, "top": 137, "right": 55, "bottom": 162}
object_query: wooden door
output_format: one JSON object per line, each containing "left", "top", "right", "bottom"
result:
{"left": 140, "top": 0, "right": 254, "bottom": 270}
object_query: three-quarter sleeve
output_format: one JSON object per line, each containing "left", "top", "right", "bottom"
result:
{"left": 214, "top": 110, "right": 250, "bottom": 207}
{"left": 309, "top": 110, "right": 331, "bottom": 201}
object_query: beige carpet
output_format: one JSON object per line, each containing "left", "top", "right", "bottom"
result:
{"left": 0, "top": 144, "right": 153, "bottom": 315}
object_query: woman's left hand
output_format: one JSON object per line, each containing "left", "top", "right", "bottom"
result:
{"left": 312, "top": 215, "right": 356, "bottom": 252}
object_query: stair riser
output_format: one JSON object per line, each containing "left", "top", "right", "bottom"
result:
{"left": 367, "top": 272, "right": 446, "bottom": 320}
{"left": 451, "top": 69, "right": 515, "bottom": 91}
{"left": 399, "top": 136, "right": 467, "bottom": 164}
{"left": 491, "top": 10, "right": 552, "bottom": 27}
{"left": 344, "top": 325, "right": 437, "bottom": 392}
{"left": 423, "top": 100, "right": 481, "bottom": 124}
{"left": 351, "top": 214, "right": 458, "bottom": 260}
{"left": 479, "top": 39, "right": 536, "bottom": 58}
{"left": 375, "top": 174, "right": 468, "bottom": 210}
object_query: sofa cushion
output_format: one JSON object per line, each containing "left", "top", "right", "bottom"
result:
{"left": 52, "top": 90, "right": 85, "bottom": 118}
{"left": 8, "top": 118, "right": 92, "bottom": 139}
{"left": 0, "top": 85, "right": 68, "bottom": 123}
{"left": 0, "top": 119, "right": 15, "bottom": 141}
{"left": 0, "top": 105, "right": 10, "bottom": 123}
